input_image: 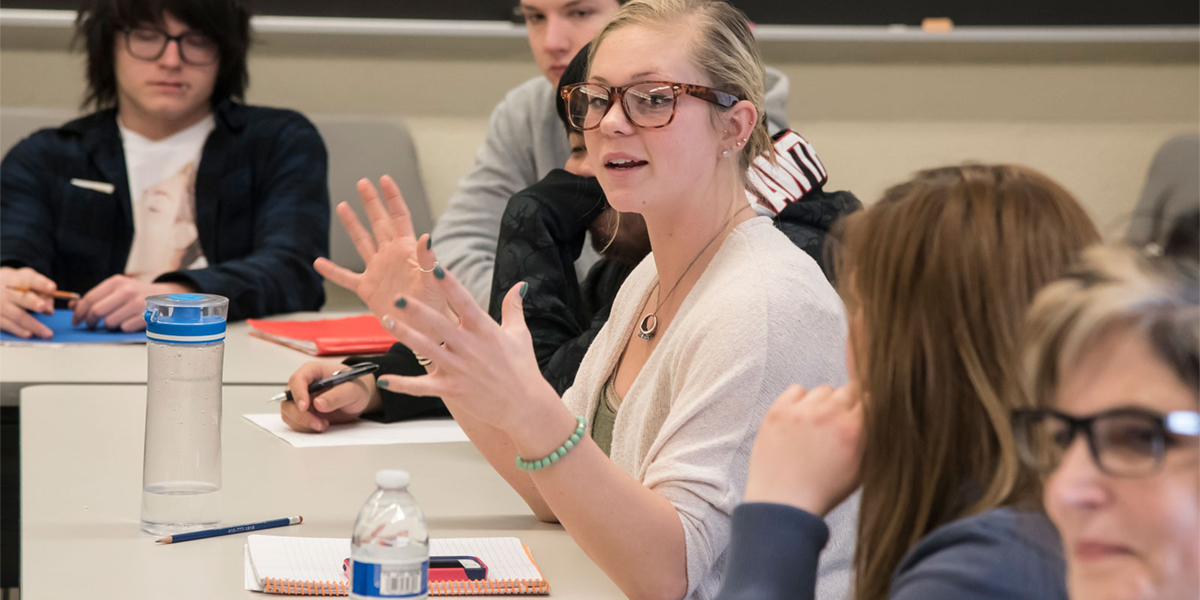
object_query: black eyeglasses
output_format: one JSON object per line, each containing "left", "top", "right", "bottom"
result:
{"left": 123, "top": 28, "right": 219, "bottom": 66}
{"left": 560, "top": 81, "right": 741, "bottom": 131}
{"left": 1012, "top": 407, "right": 1200, "bottom": 478}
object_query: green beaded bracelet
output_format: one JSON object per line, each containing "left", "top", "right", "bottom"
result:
{"left": 516, "top": 416, "right": 587, "bottom": 471}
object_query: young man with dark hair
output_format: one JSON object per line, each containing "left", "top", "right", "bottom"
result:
{"left": 0, "top": 0, "right": 330, "bottom": 338}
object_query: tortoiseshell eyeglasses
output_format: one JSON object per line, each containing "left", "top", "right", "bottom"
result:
{"left": 560, "top": 81, "right": 742, "bottom": 131}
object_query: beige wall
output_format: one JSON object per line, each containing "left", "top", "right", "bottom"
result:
{"left": 2, "top": 30, "right": 1197, "bottom": 237}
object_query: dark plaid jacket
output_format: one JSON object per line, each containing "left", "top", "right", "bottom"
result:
{"left": 0, "top": 100, "right": 329, "bottom": 320}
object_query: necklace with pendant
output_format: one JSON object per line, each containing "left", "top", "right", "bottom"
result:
{"left": 637, "top": 205, "right": 750, "bottom": 340}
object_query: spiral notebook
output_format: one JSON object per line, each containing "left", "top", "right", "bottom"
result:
{"left": 244, "top": 535, "right": 549, "bottom": 596}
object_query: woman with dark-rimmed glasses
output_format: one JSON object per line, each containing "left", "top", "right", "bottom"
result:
{"left": 310, "top": 1, "right": 855, "bottom": 598}
{"left": 1013, "top": 214, "right": 1199, "bottom": 600}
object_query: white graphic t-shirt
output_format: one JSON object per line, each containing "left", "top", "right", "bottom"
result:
{"left": 119, "top": 114, "right": 215, "bottom": 281}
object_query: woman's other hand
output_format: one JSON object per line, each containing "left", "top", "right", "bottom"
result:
{"left": 743, "top": 383, "right": 865, "bottom": 516}
{"left": 280, "top": 360, "right": 380, "bottom": 432}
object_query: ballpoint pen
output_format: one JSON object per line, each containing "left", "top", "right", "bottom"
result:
{"left": 268, "top": 362, "right": 380, "bottom": 403}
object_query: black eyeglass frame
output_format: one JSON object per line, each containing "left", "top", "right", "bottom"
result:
{"left": 560, "top": 81, "right": 742, "bottom": 131}
{"left": 1011, "top": 407, "right": 1200, "bottom": 478}
{"left": 122, "top": 27, "right": 219, "bottom": 67}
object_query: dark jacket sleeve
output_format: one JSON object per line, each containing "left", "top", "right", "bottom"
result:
{"left": 343, "top": 343, "right": 450, "bottom": 423}
{"left": 0, "top": 133, "right": 58, "bottom": 276}
{"left": 715, "top": 503, "right": 829, "bottom": 600}
{"left": 156, "top": 113, "right": 330, "bottom": 320}
{"left": 539, "top": 258, "right": 634, "bottom": 394}
{"left": 487, "top": 170, "right": 609, "bottom": 395}
{"left": 887, "top": 509, "right": 1068, "bottom": 600}
{"left": 717, "top": 504, "right": 1069, "bottom": 600}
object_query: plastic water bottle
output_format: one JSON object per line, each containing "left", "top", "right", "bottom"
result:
{"left": 351, "top": 470, "right": 429, "bottom": 599}
{"left": 139, "top": 293, "right": 228, "bottom": 536}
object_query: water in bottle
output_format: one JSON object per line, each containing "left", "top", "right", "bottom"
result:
{"left": 351, "top": 470, "right": 429, "bottom": 599}
{"left": 140, "top": 293, "right": 228, "bottom": 535}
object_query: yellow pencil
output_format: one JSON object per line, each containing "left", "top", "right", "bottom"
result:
{"left": 7, "top": 286, "right": 81, "bottom": 300}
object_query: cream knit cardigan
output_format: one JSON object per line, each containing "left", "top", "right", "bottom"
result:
{"left": 561, "top": 217, "right": 857, "bottom": 600}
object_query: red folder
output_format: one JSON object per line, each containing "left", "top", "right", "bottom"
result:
{"left": 247, "top": 315, "right": 395, "bottom": 356}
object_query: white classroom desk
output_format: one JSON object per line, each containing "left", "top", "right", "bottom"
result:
{"left": 21, "top": 385, "right": 623, "bottom": 599}
{"left": 0, "top": 312, "right": 362, "bottom": 406}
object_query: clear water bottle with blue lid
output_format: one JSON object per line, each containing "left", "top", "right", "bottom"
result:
{"left": 140, "top": 293, "right": 229, "bottom": 535}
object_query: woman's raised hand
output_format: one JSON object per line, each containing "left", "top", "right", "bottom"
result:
{"left": 315, "top": 175, "right": 451, "bottom": 324}
{"left": 375, "top": 269, "right": 559, "bottom": 436}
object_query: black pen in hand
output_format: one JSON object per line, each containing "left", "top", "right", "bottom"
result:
{"left": 268, "top": 363, "right": 380, "bottom": 403}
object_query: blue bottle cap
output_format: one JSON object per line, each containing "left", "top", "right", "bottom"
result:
{"left": 144, "top": 293, "right": 229, "bottom": 344}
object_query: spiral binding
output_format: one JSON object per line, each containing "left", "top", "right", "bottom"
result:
{"left": 260, "top": 575, "right": 546, "bottom": 596}
{"left": 263, "top": 576, "right": 348, "bottom": 596}
{"left": 429, "top": 577, "right": 549, "bottom": 595}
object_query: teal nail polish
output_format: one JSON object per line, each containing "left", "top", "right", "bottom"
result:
{"left": 376, "top": 379, "right": 390, "bottom": 389}
{"left": 426, "top": 236, "right": 432, "bottom": 250}
{"left": 395, "top": 297, "right": 407, "bottom": 309}
{"left": 520, "top": 282, "right": 528, "bottom": 298}
{"left": 433, "top": 265, "right": 445, "bottom": 280}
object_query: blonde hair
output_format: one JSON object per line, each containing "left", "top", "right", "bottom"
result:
{"left": 586, "top": 0, "right": 772, "bottom": 179}
{"left": 836, "top": 164, "right": 1101, "bottom": 600}
{"left": 1022, "top": 245, "right": 1200, "bottom": 411}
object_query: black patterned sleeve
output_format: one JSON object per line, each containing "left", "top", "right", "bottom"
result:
{"left": 487, "top": 170, "right": 608, "bottom": 395}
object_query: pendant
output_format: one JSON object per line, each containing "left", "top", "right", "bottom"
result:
{"left": 638, "top": 313, "right": 658, "bottom": 340}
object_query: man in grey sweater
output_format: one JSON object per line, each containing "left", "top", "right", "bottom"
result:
{"left": 431, "top": 0, "right": 792, "bottom": 307}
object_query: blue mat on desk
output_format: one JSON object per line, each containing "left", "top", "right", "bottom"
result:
{"left": 0, "top": 311, "right": 146, "bottom": 344}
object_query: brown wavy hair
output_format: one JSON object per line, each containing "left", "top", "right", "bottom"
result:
{"left": 835, "top": 164, "right": 1101, "bottom": 600}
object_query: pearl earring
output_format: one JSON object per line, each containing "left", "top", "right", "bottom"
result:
{"left": 721, "top": 150, "right": 731, "bottom": 158}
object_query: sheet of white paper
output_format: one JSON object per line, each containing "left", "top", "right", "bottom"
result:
{"left": 243, "top": 413, "right": 468, "bottom": 447}
{"left": 244, "top": 545, "right": 264, "bottom": 592}
{"left": 248, "top": 536, "right": 349, "bottom": 583}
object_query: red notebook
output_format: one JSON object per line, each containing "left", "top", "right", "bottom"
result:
{"left": 247, "top": 315, "right": 395, "bottom": 356}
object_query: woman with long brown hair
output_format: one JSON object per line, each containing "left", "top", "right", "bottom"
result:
{"left": 715, "top": 164, "right": 1101, "bottom": 600}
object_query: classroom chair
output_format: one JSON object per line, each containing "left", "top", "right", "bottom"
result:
{"left": 1128, "top": 133, "right": 1200, "bottom": 245}
{"left": 309, "top": 114, "right": 433, "bottom": 311}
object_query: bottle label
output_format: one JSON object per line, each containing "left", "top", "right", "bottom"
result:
{"left": 352, "top": 559, "right": 429, "bottom": 598}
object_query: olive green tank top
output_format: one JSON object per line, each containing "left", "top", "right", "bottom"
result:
{"left": 590, "top": 375, "right": 621, "bottom": 457}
